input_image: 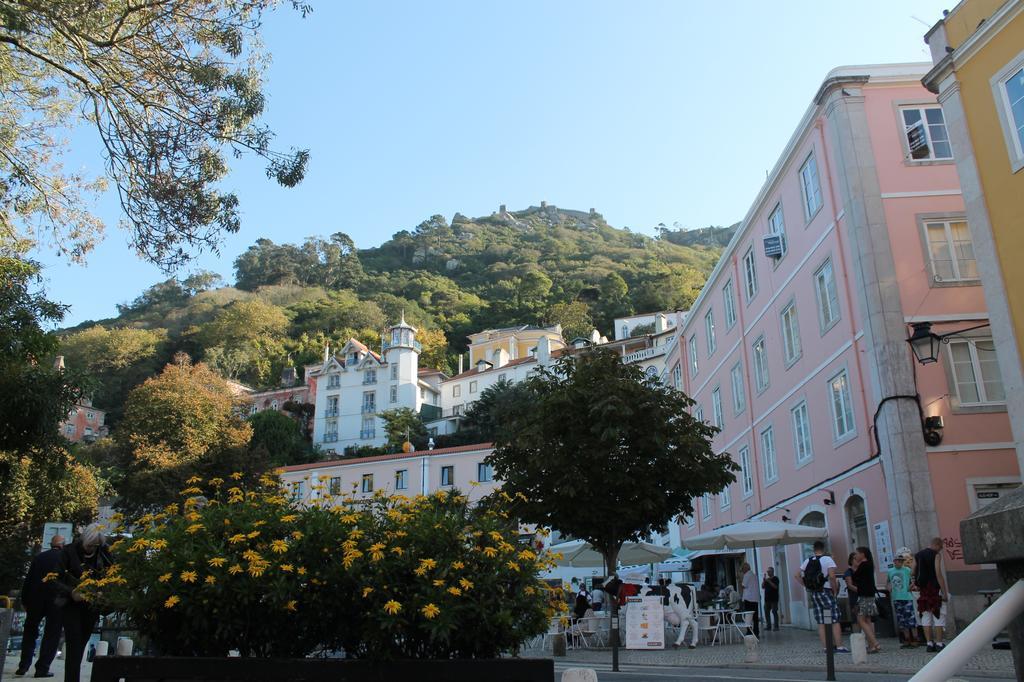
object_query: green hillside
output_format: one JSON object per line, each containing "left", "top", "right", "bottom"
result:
{"left": 60, "top": 205, "right": 734, "bottom": 425}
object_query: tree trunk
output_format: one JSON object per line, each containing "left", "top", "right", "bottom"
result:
{"left": 605, "top": 543, "right": 621, "bottom": 672}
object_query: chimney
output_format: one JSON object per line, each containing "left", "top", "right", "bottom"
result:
{"left": 655, "top": 313, "right": 667, "bottom": 334}
{"left": 537, "top": 336, "right": 551, "bottom": 365}
{"left": 494, "top": 347, "right": 509, "bottom": 368}
{"left": 458, "top": 354, "right": 464, "bottom": 375}
{"left": 54, "top": 355, "right": 65, "bottom": 372}
{"left": 590, "top": 329, "right": 600, "bottom": 344}
{"left": 322, "top": 345, "right": 330, "bottom": 363}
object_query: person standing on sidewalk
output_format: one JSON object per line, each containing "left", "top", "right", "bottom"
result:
{"left": 795, "top": 540, "right": 849, "bottom": 653}
{"left": 762, "top": 567, "right": 780, "bottom": 631}
{"left": 850, "top": 546, "right": 882, "bottom": 653}
{"left": 15, "top": 535, "right": 66, "bottom": 678}
{"left": 740, "top": 562, "right": 760, "bottom": 637}
{"left": 914, "top": 537, "right": 949, "bottom": 652}
{"left": 54, "top": 524, "right": 115, "bottom": 682}
{"left": 887, "top": 554, "right": 919, "bottom": 648}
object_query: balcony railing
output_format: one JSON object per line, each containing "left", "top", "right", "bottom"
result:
{"left": 361, "top": 403, "right": 376, "bottom": 414}
{"left": 359, "top": 430, "right": 376, "bottom": 440}
{"left": 323, "top": 433, "right": 339, "bottom": 443}
{"left": 622, "top": 345, "right": 668, "bottom": 364}
{"left": 362, "top": 375, "right": 377, "bottom": 385}
{"left": 381, "top": 338, "right": 423, "bottom": 352}
{"left": 324, "top": 408, "right": 339, "bottom": 417}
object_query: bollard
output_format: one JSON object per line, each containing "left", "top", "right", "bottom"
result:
{"left": 850, "top": 632, "right": 867, "bottom": 664}
{"left": 823, "top": 610, "right": 836, "bottom": 681}
{"left": 552, "top": 632, "right": 566, "bottom": 657}
{"left": 94, "top": 640, "right": 109, "bottom": 657}
{"left": 561, "top": 668, "right": 598, "bottom": 682}
{"left": 116, "top": 637, "right": 134, "bottom": 656}
{"left": 743, "top": 634, "right": 758, "bottom": 663}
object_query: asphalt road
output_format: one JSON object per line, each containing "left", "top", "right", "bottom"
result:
{"left": 552, "top": 662, "right": 1016, "bottom": 682}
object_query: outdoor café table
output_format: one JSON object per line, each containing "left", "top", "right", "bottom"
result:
{"left": 701, "top": 607, "right": 737, "bottom": 644}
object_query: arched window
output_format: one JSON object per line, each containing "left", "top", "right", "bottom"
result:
{"left": 799, "top": 510, "right": 827, "bottom": 558}
{"left": 845, "top": 495, "right": 869, "bottom": 551}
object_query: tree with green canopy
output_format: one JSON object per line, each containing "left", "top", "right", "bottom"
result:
{"left": 248, "top": 409, "right": 315, "bottom": 467}
{"left": 0, "top": 0, "right": 310, "bottom": 269}
{"left": 378, "top": 408, "right": 429, "bottom": 451}
{"left": 485, "top": 347, "right": 736, "bottom": 668}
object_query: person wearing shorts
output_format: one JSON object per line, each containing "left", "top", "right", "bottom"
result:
{"left": 796, "top": 540, "right": 848, "bottom": 653}
{"left": 887, "top": 555, "right": 918, "bottom": 648}
{"left": 914, "top": 538, "right": 949, "bottom": 652}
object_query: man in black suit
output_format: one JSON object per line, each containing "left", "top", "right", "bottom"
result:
{"left": 16, "top": 535, "right": 66, "bottom": 678}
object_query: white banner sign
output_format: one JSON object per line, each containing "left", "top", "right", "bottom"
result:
{"left": 625, "top": 596, "right": 665, "bottom": 649}
{"left": 873, "top": 520, "right": 894, "bottom": 568}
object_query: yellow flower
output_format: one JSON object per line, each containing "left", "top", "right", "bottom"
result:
{"left": 186, "top": 475, "right": 203, "bottom": 485}
{"left": 280, "top": 564, "right": 294, "bottom": 573}
{"left": 518, "top": 549, "right": 536, "bottom": 561}
{"left": 421, "top": 603, "right": 440, "bottom": 619}
{"left": 291, "top": 530, "right": 304, "bottom": 540}
{"left": 246, "top": 530, "right": 261, "bottom": 539}
{"left": 208, "top": 477, "right": 224, "bottom": 487}
{"left": 432, "top": 579, "right": 445, "bottom": 587}
{"left": 414, "top": 565, "right": 428, "bottom": 577}
{"left": 157, "top": 573, "right": 172, "bottom": 583}
{"left": 180, "top": 486, "right": 202, "bottom": 495}
{"left": 247, "top": 563, "right": 266, "bottom": 578}
{"left": 241, "top": 549, "right": 262, "bottom": 562}
{"left": 447, "top": 586, "right": 462, "bottom": 596}
{"left": 230, "top": 472, "right": 243, "bottom": 480}
{"left": 297, "top": 567, "right": 307, "bottom": 576}
{"left": 451, "top": 561, "right": 465, "bottom": 570}
{"left": 228, "top": 533, "right": 247, "bottom": 544}
{"left": 270, "top": 540, "right": 288, "bottom": 554}
{"left": 459, "top": 578, "right": 473, "bottom": 590}
{"left": 164, "top": 595, "right": 180, "bottom": 608}
{"left": 419, "top": 558, "right": 436, "bottom": 570}
{"left": 362, "top": 587, "right": 374, "bottom": 598}
{"left": 42, "top": 571, "right": 58, "bottom": 583}
{"left": 186, "top": 524, "right": 204, "bottom": 535}
{"left": 150, "top": 539, "right": 168, "bottom": 551}
{"left": 489, "top": 530, "right": 503, "bottom": 542}
{"left": 482, "top": 547, "right": 498, "bottom": 558}
{"left": 180, "top": 570, "right": 198, "bottom": 583}
{"left": 228, "top": 564, "right": 243, "bottom": 575}
{"left": 341, "top": 514, "right": 358, "bottom": 523}
{"left": 280, "top": 514, "right": 298, "bottom": 523}
{"left": 390, "top": 546, "right": 404, "bottom": 556}
{"left": 284, "top": 600, "right": 297, "bottom": 612}
{"left": 506, "top": 561, "right": 520, "bottom": 572}
{"left": 383, "top": 600, "right": 401, "bottom": 615}
{"left": 208, "top": 557, "right": 226, "bottom": 568}
{"left": 204, "top": 575, "right": 216, "bottom": 585}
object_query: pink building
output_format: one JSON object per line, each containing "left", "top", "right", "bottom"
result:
{"left": 60, "top": 396, "right": 107, "bottom": 443}
{"left": 663, "top": 64, "right": 1017, "bottom": 630}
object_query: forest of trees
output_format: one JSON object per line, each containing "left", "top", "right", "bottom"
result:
{"left": 60, "top": 206, "right": 733, "bottom": 428}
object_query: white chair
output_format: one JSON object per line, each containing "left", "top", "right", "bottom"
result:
{"left": 584, "top": 616, "right": 609, "bottom": 647}
{"left": 698, "top": 612, "right": 720, "bottom": 646}
{"left": 732, "top": 610, "right": 758, "bottom": 641}
{"left": 566, "top": 620, "right": 594, "bottom": 649}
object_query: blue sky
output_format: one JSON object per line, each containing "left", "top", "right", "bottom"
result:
{"left": 36, "top": 0, "right": 950, "bottom": 326}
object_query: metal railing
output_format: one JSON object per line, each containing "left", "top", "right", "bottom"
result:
{"left": 361, "top": 403, "right": 376, "bottom": 414}
{"left": 323, "top": 408, "right": 339, "bottom": 417}
{"left": 909, "top": 579, "right": 1024, "bottom": 682}
{"left": 323, "top": 433, "right": 338, "bottom": 443}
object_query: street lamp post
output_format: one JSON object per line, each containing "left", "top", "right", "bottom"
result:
{"left": 905, "top": 321, "right": 992, "bottom": 366}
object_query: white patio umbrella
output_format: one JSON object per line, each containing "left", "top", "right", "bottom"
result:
{"left": 549, "top": 539, "right": 673, "bottom": 569}
{"left": 684, "top": 520, "right": 828, "bottom": 591}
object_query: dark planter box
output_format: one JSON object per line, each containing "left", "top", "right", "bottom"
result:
{"left": 91, "top": 655, "right": 554, "bottom": 682}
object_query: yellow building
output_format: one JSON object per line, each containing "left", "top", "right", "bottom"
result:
{"left": 925, "top": 0, "right": 1024, "bottom": 469}
{"left": 465, "top": 324, "right": 566, "bottom": 369}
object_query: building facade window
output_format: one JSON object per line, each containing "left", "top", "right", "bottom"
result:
{"left": 752, "top": 336, "right": 770, "bottom": 393}
{"left": 995, "top": 58, "right": 1024, "bottom": 170}
{"left": 324, "top": 418, "right": 338, "bottom": 442}
{"left": 453, "top": 384, "right": 461, "bottom": 398}
{"left": 814, "top": 258, "right": 841, "bottom": 332}
{"left": 739, "top": 445, "right": 753, "bottom": 497}
{"left": 326, "top": 395, "right": 339, "bottom": 417}
{"left": 395, "top": 469, "right": 408, "bottom": 490}
{"left": 924, "top": 219, "right": 978, "bottom": 283}
{"left": 705, "top": 310, "right": 716, "bottom": 356}
{"left": 391, "top": 364, "right": 399, "bottom": 380}
{"left": 477, "top": 462, "right": 493, "bottom": 482}
{"left": 768, "top": 203, "right": 787, "bottom": 258}
{"left": 389, "top": 385, "right": 398, "bottom": 403}
{"left": 730, "top": 362, "right": 745, "bottom": 414}
{"left": 693, "top": 404, "right": 704, "bottom": 424}
{"left": 688, "top": 335, "right": 699, "bottom": 376}
{"left": 800, "top": 152, "right": 823, "bottom": 219}
{"left": 948, "top": 338, "right": 1004, "bottom": 406}
{"left": 719, "top": 483, "right": 731, "bottom": 510}
{"left": 441, "top": 465, "right": 454, "bottom": 487}
{"left": 469, "top": 380, "right": 478, "bottom": 394}
{"left": 360, "top": 416, "right": 375, "bottom": 440}
{"left": 361, "top": 474, "right": 373, "bottom": 493}
{"left": 723, "top": 279, "right": 738, "bottom": 328}
{"left": 327, "top": 374, "right": 340, "bottom": 389}
{"left": 901, "top": 106, "right": 952, "bottom": 160}
{"left": 362, "top": 391, "right": 376, "bottom": 413}
{"left": 672, "top": 363, "right": 682, "bottom": 389}
{"left": 780, "top": 301, "right": 802, "bottom": 366}
{"left": 701, "top": 492, "right": 712, "bottom": 519}
{"left": 329, "top": 477, "right": 342, "bottom": 495}
{"left": 828, "top": 369, "right": 856, "bottom": 441}
{"left": 742, "top": 247, "right": 758, "bottom": 301}
{"left": 791, "top": 400, "right": 813, "bottom": 464}
{"left": 760, "top": 425, "right": 779, "bottom": 484}
{"left": 711, "top": 387, "right": 724, "bottom": 429}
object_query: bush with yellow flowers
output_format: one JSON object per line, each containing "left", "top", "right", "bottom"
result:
{"left": 82, "top": 473, "right": 555, "bottom": 659}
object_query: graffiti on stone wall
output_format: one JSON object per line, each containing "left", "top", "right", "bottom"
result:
{"left": 942, "top": 536, "right": 963, "bottom": 561}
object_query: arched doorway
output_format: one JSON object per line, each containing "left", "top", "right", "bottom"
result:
{"left": 799, "top": 510, "right": 827, "bottom": 558}
{"left": 844, "top": 495, "right": 869, "bottom": 552}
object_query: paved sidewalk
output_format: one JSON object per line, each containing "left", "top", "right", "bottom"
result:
{"left": 524, "top": 626, "right": 1015, "bottom": 678}
{"left": 3, "top": 654, "right": 92, "bottom": 681}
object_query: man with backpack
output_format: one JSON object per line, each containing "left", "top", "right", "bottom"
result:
{"left": 795, "top": 540, "right": 849, "bottom": 653}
